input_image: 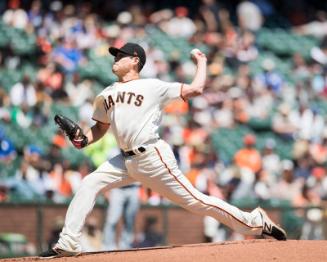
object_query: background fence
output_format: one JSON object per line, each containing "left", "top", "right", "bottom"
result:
{"left": 1, "top": 201, "right": 326, "bottom": 258}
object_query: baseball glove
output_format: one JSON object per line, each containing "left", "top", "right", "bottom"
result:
{"left": 54, "top": 114, "right": 88, "bottom": 149}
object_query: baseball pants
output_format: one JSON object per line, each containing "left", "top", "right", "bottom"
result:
{"left": 57, "top": 139, "right": 263, "bottom": 252}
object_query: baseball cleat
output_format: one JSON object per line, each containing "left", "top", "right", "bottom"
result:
{"left": 257, "top": 207, "right": 287, "bottom": 241}
{"left": 39, "top": 246, "right": 79, "bottom": 259}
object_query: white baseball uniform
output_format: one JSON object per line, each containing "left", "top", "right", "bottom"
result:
{"left": 57, "top": 79, "right": 264, "bottom": 252}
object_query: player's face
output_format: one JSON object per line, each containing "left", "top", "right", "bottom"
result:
{"left": 112, "top": 52, "right": 138, "bottom": 76}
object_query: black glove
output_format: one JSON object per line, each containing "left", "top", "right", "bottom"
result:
{"left": 54, "top": 114, "right": 88, "bottom": 149}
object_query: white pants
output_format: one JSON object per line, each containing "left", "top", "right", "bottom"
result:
{"left": 57, "top": 140, "right": 263, "bottom": 252}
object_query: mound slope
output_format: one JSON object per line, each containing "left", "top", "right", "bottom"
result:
{"left": 1, "top": 240, "right": 326, "bottom": 262}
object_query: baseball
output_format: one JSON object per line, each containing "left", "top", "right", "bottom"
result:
{"left": 190, "top": 48, "right": 201, "bottom": 56}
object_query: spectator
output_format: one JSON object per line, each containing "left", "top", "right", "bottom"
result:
{"left": 310, "top": 36, "right": 327, "bottom": 66}
{"left": 0, "top": 136, "right": 16, "bottom": 164}
{"left": 272, "top": 103, "right": 298, "bottom": 140}
{"left": 293, "top": 138, "right": 310, "bottom": 160}
{"left": 20, "top": 145, "right": 52, "bottom": 196}
{"left": 48, "top": 162, "right": 73, "bottom": 201}
{"left": 24, "top": 144, "right": 50, "bottom": 172}
{"left": 255, "top": 58, "right": 284, "bottom": 94}
{"left": 236, "top": 31, "right": 258, "bottom": 63}
{"left": 270, "top": 160, "right": 304, "bottom": 201}
{"left": 52, "top": 37, "right": 85, "bottom": 74}
{"left": 12, "top": 103, "right": 33, "bottom": 128}
{"left": 163, "top": 6, "right": 196, "bottom": 38}
{"left": 294, "top": 154, "right": 312, "bottom": 180}
{"left": 5, "top": 160, "right": 42, "bottom": 200}
{"left": 219, "top": 164, "right": 255, "bottom": 201}
{"left": 213, "top": 99, "right": 234, "bottom": 128}
{"left": 309, "top": 131, "right": 327, "bottom": 164}
{"left": 254, "top": 169, "right": 272, "bottom": 200}
{"left": 229, "top": 87, "right": 249, "bottom": 124}
{"left": 261, "top": 138, "right": 280, "bottom": 180}
{"left": 81, "top": 216, "right": 103, "bottom": 252}
{"left": 293, "top": 183, "right": 323, "bottom": 240}
{"left": 0, "top": 184, "right": 9, "bottom": 202}
{"left": 47, "top": 216, "right": 65, "bottom": 250}
{"left": 134, "top": 216, "right": 163, "bottom": 248}
{"left": 65, "top": 76, "right": 95, "bottom": 106}
{"left": 3, "top": 0, "right": 28, "bottom": 30}
{"left": 75, "top": 15, "right": 98, "bottom": 50}
{"left": 203, "top": 216, "right": 222, "bottom": 242}
{"left": 10, "top": 75, "right": 37, "bottom": 108}
{"left": 293, "top": 183, "right": 320, "bottom": 209}
{"left": 293, "top": 10, "right": 327, "bottom": 39}
{"left": 44, "top": 143, "right": 64, "bottom": 170}
{"left": 234, "top": 134, "right": 262, "bottom": 174}
{"left": 244, "top": 86, "right": 273, "bottom": 121}
{"left": 103, "top": 183, "right": 140, "bottom": 250}
{"left": 37, "top": 63, "right": 64, "bottom": 92}
{"left": 27, "top": 0, "right": 43, "bottom": 29}
{"left": 237, "top": 0, "right": 263, "bottom": 32}
{"left": 31, "top": 103, "right": 50, "bottom": 128}
{"left": 295, "top": 105, "right": 324, "bottom": 141}
{"left": 307, "top": 167, "right": 327, "bottom": 200}
{"left": 292, "top": 53, "right": 310, "bottom": 81}
{"left": 51, "top": 130, "right": 68, "bottom": 149}
{"left": 0, "top": 89, "right": 11, "bottom": 122}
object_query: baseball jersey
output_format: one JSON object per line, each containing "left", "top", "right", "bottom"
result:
{"left": 92, "top": 79, "right": 184, "bottom": 151}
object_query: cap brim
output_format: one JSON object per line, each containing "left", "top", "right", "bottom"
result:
{"left": 108, "top": 46, "right": 131, "bottom": 57}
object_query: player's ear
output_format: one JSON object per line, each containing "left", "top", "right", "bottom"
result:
{"left": 132, "top": 57, "right": 141, "bottom": 71}
{"left": 133, "top": 56, "right": 140, "bottom": 65}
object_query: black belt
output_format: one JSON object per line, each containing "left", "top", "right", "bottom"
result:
{"left": 121, "top": 146, "right": 146, "bottom": 157}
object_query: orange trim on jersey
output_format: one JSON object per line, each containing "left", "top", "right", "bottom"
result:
{"left": 180, "top": 83, "right": 186, "bottom": 101}
{"left": 92, "top": 117, "right": 110, "bottom": 125}
{"left": 154, "top": 147, "right": 262, "bottom": 230}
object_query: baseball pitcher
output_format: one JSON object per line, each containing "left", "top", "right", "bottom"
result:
{"left": 40, "top": 42, "right": 286, "bottom": 258}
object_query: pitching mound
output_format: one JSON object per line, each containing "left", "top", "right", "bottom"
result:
{"left": 2, "top": 240, "right": 326, "bottom": 262}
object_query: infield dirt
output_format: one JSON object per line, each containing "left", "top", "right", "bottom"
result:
{"left": 1, "top": 239, "right": 326, "bottom": 262}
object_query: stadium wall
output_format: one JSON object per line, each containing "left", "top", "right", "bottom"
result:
{"left": 0, "top": 204, "right": 206, "bottom": 251}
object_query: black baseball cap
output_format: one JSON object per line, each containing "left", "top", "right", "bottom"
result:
{"left": 108, "top": 43, "right": 146, "bottom": 71}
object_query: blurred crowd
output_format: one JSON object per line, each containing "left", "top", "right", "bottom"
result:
{"left": 0, "top": 0, "right": 327, "bottom": 243}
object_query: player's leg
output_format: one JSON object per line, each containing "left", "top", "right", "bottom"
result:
{"left": 40, "top": 154, "right": 135, "bottom": 257}
{"left": 103, "top": 188, "right": 126, "bottom": 250}
{"left": 126, "top": 140, "right": 285, "bottom": 239}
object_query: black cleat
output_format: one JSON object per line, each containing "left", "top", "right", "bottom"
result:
{"left": 39, "top": 247, "right": 79, "bottom": 259}
{"left": 257, "top": 207, "right": 287, "bottom": 241}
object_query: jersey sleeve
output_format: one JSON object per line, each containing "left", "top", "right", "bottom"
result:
{"left": 157, "top": 80, "right": 185, "bottom": 105}
{"left": 92, "top": 95, "right": 110, "bottom": 124}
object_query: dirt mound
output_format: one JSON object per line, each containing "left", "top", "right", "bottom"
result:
{"left": 2, "top": 240, "right": 326, "bottom": 262}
